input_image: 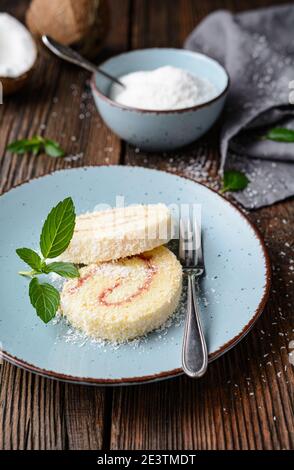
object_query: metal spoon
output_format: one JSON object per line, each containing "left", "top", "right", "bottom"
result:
{"left": 42, "top": 35, "right": 125, "bottom": 88}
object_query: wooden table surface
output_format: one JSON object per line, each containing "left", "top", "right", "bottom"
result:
{"left": 0, "top": 0, "right": 293, "bottom": 451}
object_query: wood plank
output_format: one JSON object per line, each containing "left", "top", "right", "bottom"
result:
{"left": 110, "top": 0, "right": 294, "bottom": 450}
{"left": 0, "top": 365, "right": 67, "bottom": 449}
{"left": 0, "top": 0, "right": 129, "bottom": 450}
{"left": 0, "top": 0, "right": 293, "bottom": 451}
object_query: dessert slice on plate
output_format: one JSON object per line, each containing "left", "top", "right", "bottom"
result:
{"left": 60, "top": 246, "right": 182, "bottom": 342}
{"left": 58, "top": 203, "right": 173, "bottom": 263}
{"left": 58, "top": 203, "right": 182, "bottom": 342}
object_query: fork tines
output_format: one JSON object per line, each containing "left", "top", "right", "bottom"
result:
{"left": 179, "top": 212, "right": 203, "bottom": 270}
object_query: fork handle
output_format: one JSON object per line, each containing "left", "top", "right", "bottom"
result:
{"left": 182, "top": 273, "right": 208, "bottom": 378}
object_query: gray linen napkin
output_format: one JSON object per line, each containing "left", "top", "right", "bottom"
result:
{"left": 184, "top": 4, "right": 294, "bottom": 209}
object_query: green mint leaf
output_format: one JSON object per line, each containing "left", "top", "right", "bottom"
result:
{"left": 7, "top": 139, "right": 33, "bottom": 154}
{"left": 44, "top": 140, "right": 65, "bottom": 158}
{"left": 221, "top": 170, "right": 249, "bottom": 194}
{"left": 7, "top": 136, "right": 65, "bottom": 158}
{"left": 40, "top": 197, "right": 75, "bottom": 259}
{"left": 16, "top": 248, "right": 43, "bottom": 272}
{"left": 265, "top": 128, "right": 294, "bottom": 142}
{"left": 7, "top": 136, "right": 43, "bottom": 154}
{"left": 29, "top": 277, "right": 60, "bottom": 323}
{"left": 17, "top": 198, "right": 77, "bottom": 323}
{"left": 26, "top": 136, "right": 44, "bottom": 145}
{"left": 27, "top": 136, "right": 44, "bottom": 144}
{"left": 43, "top": 262, "right": 80, "bottom": 278}
{"left": 7, "top": 139, "right": 25, "bottom": 152}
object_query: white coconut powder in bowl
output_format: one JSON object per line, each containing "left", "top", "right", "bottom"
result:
{"left": 91, "top": 48, "right": 229, "bottom": 150}
{"left": 109, "top": 65, "right": 218, "bottom": 111}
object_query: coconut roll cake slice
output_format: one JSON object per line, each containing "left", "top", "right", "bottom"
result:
{"left": 60, "top": 246, "right": 182, "bottom": 342}
{"left": 58, "top": 204, "right": 173, "bottom": 264}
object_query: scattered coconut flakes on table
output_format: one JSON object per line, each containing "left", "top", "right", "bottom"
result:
{"left": 64, "top": 152, "right": 84, "bottom": 163}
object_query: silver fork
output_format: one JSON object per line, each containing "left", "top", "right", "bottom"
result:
{"left": 179, "top": 214, "right": 208, "bottom": 378}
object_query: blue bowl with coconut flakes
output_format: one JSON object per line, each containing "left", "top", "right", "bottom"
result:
{"left": 91, "top": 48, "right": 229, "bottom": 151}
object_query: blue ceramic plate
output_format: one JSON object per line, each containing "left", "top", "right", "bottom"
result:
{"left": 0, "top": 167, "right": 270, "bottom": 385}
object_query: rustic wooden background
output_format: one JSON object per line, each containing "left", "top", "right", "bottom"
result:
{"left": 0, "top": 0, "right": 293, "bottom": 450}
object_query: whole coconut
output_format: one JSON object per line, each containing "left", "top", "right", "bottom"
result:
{"left": 26, "top": 0, "right": 109, "bottom": 59}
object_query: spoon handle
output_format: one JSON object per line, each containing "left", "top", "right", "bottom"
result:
{"left": 42, "top": 35, "right": 124, "bottom": 87}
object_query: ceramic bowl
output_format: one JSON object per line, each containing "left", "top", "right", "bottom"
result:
{"left": 91, "top": 48, "right": 229, "bottom": 151}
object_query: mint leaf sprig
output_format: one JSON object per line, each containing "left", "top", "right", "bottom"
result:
{"left": 16, "top": 197, "right": 79, "bottom": 323}
{"left": 265, "top": 127, "right": 294, "bottom": 143}
{"left": 7, "top": 136, "right": 65, "bottom": 158}
{"left": 220, "top": 170, "right": 250, "bottom": 194}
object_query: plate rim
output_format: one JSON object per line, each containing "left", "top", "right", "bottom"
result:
{"left": 0, "top": 165, "right": 271, "bottom": 385}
